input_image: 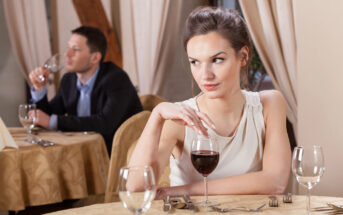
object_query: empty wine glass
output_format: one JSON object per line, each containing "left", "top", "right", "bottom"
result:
{"left": 191, "top": 135, "right": 220, "bottom": 207}
{"left": 118, "top": 166, "right": 156, "bottom": 215}
{"left": 18, "top": 104, "right": 37, "bottom": 143}
{"left": 38, "top": 53, "right": 65, "bottom": 82}
{"left": 292, "top": 146, "right": 325, "bottom": 214}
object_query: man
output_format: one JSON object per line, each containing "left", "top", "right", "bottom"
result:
{"left": 29, "top": 26, "right": 142, "bottom": 155}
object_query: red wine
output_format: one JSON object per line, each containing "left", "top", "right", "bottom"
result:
{"left": 191, "top": 150, "right": 219, "bottom": 176}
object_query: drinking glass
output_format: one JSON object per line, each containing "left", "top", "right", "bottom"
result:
{"left": 18, "top": 104, "right": 37, "bottom": 143}
{"left": 292, "top": 146, "right": 325, "bottom": 214}
{"left": 38, "top": 53, "right": 65, "bottom": 82}
{"left": 191, "top": 135, "right": 220, "bottom": 207}
{"left": 118, "top": 166, "right": 156, "bottom": 215}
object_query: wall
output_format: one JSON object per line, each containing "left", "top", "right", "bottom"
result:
{"left": 0, "top": 1, "right": 26, "bottom": 127}
{"left": 295, "top": 0, "right": 343, "bottom": 196}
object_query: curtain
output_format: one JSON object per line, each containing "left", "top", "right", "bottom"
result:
{"left": 120, "top": 0, "right": 183, "bottom": 95}
{"left": 3, "top": 0, "right": 55, "bottom": 99}
{"left": 239, "top": 0, "right": 297, "bottom": 139}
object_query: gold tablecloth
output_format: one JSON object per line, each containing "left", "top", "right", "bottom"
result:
{"left": 0, "top": 128, "right": 109, "bottom": 211}
{"left": 45, "top": 195, "right": 343, "bottom": 215}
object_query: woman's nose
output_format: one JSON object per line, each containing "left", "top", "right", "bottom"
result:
{"left": 201, "top": 64, "right": 215, "bottom": 80}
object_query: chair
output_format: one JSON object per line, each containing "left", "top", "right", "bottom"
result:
{"left": 139, "top": 94, "right": 166, "bottom": 111}
{"left": 104, "top": 110, "right": 170, "bottom": 203}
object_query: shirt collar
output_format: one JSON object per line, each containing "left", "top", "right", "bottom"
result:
{"left": 76, "top": 67, "right": 100, "bottom": 91}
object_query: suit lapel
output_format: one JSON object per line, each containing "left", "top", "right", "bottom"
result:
{"left": 91, "top": 64, "right": 105, "bottom": 114}
{"left": 69, "top": 74, "right": 79, "bottom": 115}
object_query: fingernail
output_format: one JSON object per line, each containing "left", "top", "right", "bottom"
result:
{"left": 211, "top": 124, "right": 216, "bottom": 129}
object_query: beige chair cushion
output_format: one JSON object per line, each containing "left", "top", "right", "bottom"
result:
{"left": 105, "top": 110, "right": 170, "bottom": 203}
{"left": 139, "top": 94, "right": 166, "bottom": 111}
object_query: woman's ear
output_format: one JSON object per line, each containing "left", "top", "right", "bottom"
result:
{"left": 240, "top": 46, "right": 249, "bottom": 67}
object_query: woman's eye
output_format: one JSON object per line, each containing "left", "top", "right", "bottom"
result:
{"left": 213, "top": 58, "right": 224, "bottom": 63}
{"left": 190, "top": 60, "right": 199, "bottom": 65}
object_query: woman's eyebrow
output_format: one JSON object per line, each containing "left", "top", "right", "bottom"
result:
{"left": 188, "top": 51, "right": 227, "bottom": 60}
{"left": 210, "top": 51, "right": 227, "bottom": 58}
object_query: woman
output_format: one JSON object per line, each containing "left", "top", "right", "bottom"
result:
{"left": 129, "top": 7, "right": 291, "bottom": 198}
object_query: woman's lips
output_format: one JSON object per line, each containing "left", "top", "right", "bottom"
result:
{"left": 203, "top": 83, "right": 219, "bottom": 91}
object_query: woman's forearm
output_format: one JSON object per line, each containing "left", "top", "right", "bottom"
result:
{"left": 164, "top": 170, "right": 289, "bottom": 197}
{"left": 129, "top": 109, "right": 165, "bottom": 167}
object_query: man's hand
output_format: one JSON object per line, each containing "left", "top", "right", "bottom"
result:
{"left": 29, "top": 66, "right": 50, "bottom": 92}
{"left": 34, "top": 109, "right": 51, "bottom": 129}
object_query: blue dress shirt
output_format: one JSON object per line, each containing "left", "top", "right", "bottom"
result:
{"left": 31, "top": 68, "right": 100, "bottom": 130}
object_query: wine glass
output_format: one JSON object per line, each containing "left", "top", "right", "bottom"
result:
{"left": 292, "top": 146, "right": 325, "bottom": 214}
{"left": 118, "top": 166, "right": 156, "bottom": 215}
{"left": 38, "top": 53, "right": 65, "bottom": 82}
{"left": 18, "top": 104, "right": 37, "bottom": 143}
{"left": 191, "top": 135, "right": 220, "bottom": 207}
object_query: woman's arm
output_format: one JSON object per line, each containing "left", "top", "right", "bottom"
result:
{"left": 158, "top": 90, "right": 291, "bottom": 197}
{"left": 129, "top": 102, "right": 215, "bottom": 182}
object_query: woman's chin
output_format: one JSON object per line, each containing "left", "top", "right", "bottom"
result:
{"left": 203, "top": 91, "right": 222, "bottom": 99}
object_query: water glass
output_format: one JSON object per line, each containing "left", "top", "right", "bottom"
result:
{"left": 292, "top": 146, "right": 325, "bottom": 214}
{"left": 18, "top": 104, "right": 37, "bottom": 143}
{"left": 118, "top": 166, "right": 156, "bottom": 215}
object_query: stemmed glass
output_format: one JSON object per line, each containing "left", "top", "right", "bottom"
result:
{"left": 292, "top": 146, "right": 325, "bottom": 214}
{"left": 118, "top": 166, "right": 156, "bottom": 215}
{"left": 18, "top": 104, "right": 37, "bottom": 143}
{"left": 38, "top": 53, "right": 65, "bottom": 82}
{"left": 191, "top": 135, "right": 220, "bottom": 207}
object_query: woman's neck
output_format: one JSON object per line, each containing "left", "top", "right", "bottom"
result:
{"left": 199, "top": 86, "right": 245, "bottom": 115}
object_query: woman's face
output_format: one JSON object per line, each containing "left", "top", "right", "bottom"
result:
{"left": 187, "top": 32, "right": 246, "bottom": 99}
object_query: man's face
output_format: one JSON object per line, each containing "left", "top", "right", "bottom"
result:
{"left": 64, "top": 34, "right": 95, "bottom": 73}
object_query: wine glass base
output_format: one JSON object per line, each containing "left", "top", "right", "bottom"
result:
{"left": 23, "top": 137, "right": 37, "bottom": 144}
{"left": 195, "top": 200, "right": 219, "bottom": 207}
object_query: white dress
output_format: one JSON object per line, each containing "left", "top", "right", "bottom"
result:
{"left": 169, "top": 90, "right": 265, "bottom": 186}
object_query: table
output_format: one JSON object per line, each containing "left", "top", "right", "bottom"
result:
{"left": 44, "top": 195, "right": 343, "bottom": 214}
{"left": 0, "top": 128, "right": 109, "bottom": 211}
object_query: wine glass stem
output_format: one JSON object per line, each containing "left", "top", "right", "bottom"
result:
{"left": 27, "top": 128, "right": 32, "bottom": 139}
{"left": 204, "top": 176, "right": 208, "bottom": 204}
{"left": 306, "top": 188, "right": 311, "bottom": 213}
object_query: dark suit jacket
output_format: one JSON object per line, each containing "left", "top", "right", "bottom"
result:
{"left": 35, "top": 62, "right": 143, "bottom": 154}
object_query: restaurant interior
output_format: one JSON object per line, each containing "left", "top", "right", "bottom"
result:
{"left": 1, "top": 0, "right": 343, "bottom": 214}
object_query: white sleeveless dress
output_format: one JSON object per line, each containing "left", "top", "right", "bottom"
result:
{"left": 169, "top": 90, "right": 265, "bottom": 186}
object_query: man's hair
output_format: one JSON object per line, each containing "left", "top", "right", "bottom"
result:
{"left": 71, "top": 26, "right": 108, "bottom": 63}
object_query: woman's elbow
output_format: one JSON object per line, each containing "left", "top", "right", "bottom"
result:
{"left": 268, "top": 172, "right": 290, "bottom": 194}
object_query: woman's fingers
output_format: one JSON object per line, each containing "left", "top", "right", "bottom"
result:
{"left": 158, "top": 103, "right": 214, "bottom": 137}
{"left": 179, "top": 106, "right": 209, "bottom": 137}
{"left": 196, "top": 111, "right": 216, "bottom": 131}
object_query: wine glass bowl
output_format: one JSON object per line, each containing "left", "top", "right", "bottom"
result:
{"left": 18, "top": 104, "right": 37, "bottom": 143}
{"left": 118, "top": 166, "right": 156, "bottom": 215}
{"left": 292, "top": 146, "right": 325, "bottom": 214}
{"left": 38, "top": 53, "right": 65, "bottom": 82}
{"left": 191, "top": 135, "right": 219, "bottom": 207}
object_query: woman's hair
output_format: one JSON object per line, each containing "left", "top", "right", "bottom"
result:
{"left": 183, "top": 7, "right": 253, "bottom": 88}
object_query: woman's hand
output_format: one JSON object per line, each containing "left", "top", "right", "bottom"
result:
{"left": 154, "top": 102, "right": 216, "bottom": 138}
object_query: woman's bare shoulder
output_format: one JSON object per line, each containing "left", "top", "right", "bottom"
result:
{"left": 258, "top": 90, "right": 287, "bottom": 120}
{"left": 259, "top": 90, "right": 286, "bottom": 107}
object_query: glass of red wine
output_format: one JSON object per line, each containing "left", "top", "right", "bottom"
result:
{"left": 191, "top": 135, "right": 219, "bottom": 207}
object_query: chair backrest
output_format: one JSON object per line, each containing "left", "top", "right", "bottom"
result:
{"left": 104, "top": 110, "right": 170, "bottom": 203}
{"left": 139, "top": 94, "right": 166, "bottom": 111}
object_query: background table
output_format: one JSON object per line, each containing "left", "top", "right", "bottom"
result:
{"left": 45, "top": 195, "right": 343, "bottom": 214}
{"left": 0, "top": 128, "right": 109, "bottom": 211}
